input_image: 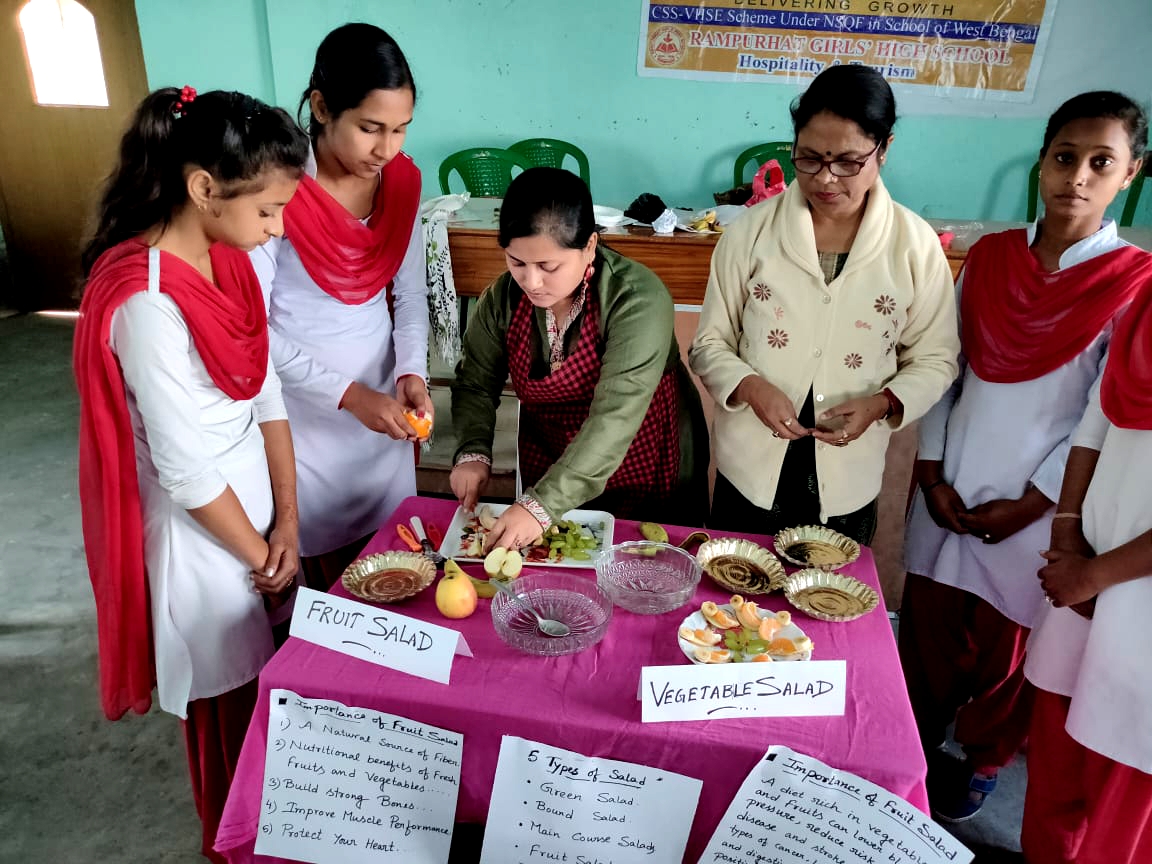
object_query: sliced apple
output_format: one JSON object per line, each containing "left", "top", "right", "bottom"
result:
{"left": 499, "top": 549, "right": 523, "bottom": 578}
{"left": 483, "top": 547, "right": 507, "bottom": 577}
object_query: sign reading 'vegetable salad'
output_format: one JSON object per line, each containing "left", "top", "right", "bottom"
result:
{"left": 641, "top": 659, "right": 847, "bottom": 722}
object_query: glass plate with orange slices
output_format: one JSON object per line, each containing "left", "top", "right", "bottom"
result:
{"left": 677, "top": 594, "right": 813, "bottom": 664}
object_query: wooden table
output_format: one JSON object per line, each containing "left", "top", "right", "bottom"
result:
{"left": 447, "top": 198, "right": 1152, "bottom": 304}
{"left": 447, "top": 198, "right": 719, "bottom": 304}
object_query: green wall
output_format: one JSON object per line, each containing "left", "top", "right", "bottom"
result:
{"left": 135, "top": 0, "right": 1150, "bottom": 225}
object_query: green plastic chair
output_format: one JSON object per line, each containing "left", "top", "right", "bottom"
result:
{"left": 734, "top": 141, "right": 795, "bottom": 188}
{"left": 1027, "top": 161, "right": 1146, "bottom": 226}
{"left": 438, "top": 148, "right": 533, "bottom": 196}
{"left": 508, "top": 138, "right": 591, "bottom": 186}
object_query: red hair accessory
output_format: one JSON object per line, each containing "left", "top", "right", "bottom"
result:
{"left": 172, "top": 85, "right": 197, "bottom": 118}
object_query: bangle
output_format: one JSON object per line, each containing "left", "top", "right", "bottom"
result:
{"left": 1052, "top": 512, "right": 1082, "bottom": 521}
{"left": 922, "top": 479, "right": 945, "bottom": 492}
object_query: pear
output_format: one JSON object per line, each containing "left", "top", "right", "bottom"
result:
{"left": 436, "top": 561, "right": 478, "bottom": 619}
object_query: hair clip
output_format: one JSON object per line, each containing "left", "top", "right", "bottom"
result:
{"left": 172, "top": 85, "right": 197, "bottom": 118}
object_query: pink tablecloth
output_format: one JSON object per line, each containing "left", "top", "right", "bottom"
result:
{"left": 216, "top": 496, "right": 927, "bottom": 863}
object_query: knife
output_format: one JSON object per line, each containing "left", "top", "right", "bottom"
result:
{"left": 410, "top": 516, "right": 444, "bottom": 566}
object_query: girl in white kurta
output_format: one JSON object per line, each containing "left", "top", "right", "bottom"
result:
{"left": 253, "top": 23, "right": 430, "bottom": 587}
{"left": 75, "top": 89, "right": 309, "bottom": 862}
{"left": 900, "top": 91, "right": 1150, "bottom": 823}
{"left": 1023, "top": 271, "right": 1152, "bottom": 861}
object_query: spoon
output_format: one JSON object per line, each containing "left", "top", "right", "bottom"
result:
{"left": 489, "top": 578, "right": 571, "bottom": 638}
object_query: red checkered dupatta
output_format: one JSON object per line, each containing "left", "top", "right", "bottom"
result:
{"left": 505, "top": 281, "right": 679, "bottom": 513}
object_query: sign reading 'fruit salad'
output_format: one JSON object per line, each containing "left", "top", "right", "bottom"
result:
{"left": 290, "top": 587, "right": 472, "bottom": 684}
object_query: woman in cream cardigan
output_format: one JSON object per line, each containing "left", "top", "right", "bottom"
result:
{"left": 690, "top": 65, "right": 959, "bottom": 543}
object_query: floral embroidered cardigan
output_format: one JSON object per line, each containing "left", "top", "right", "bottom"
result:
{"left": 689, "top": 178, "right": 959, "bottom": 519}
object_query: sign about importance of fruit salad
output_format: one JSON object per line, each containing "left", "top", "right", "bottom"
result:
{"left": 479, "top": 736, "right": 703, "bottom": 864}
{"left": 256, "top": 690, "right": 463, "bottom": 864}
{"left": 290, "top": 587, "right": 471, "bottom": 684}
{"left": 699, "top": 746, "right": 972, "bottom": 864}
{"left": 641, "top": 660, "right": 846, "bottom": 722}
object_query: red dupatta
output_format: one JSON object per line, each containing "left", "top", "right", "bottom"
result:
{"left": 73, "top": 239, "right": 268, "bottom": 720}
{"left": 281, "top": 152, "right": 421, "bottom": 305}
{"left": 1102, "top": 279, "right": 1152, "bottom": 430}
{"left": 961, "top": 229, "right": 1152, "bottom": 383}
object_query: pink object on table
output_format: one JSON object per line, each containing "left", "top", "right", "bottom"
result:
{"left": 215, "top": 497, "right": 928, "bottom": 863}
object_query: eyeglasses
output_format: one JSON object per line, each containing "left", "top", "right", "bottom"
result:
{"left": 790, "top": 141, "right": 883, "bottom": 177}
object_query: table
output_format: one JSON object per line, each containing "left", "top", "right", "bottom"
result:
{"left": 215, "top": 496, "right": 928, "bottom": 863}
{"left": 447, "top": 198, "right": 719, "bottom": 303}
{"left": 448, "top": 197, "right": 1152, "bottom": 304}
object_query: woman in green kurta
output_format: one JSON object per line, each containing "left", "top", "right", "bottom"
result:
{"left": 450, "top": 167, "right": 708, "bottom": 549}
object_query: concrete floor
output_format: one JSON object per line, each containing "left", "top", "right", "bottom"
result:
{"left": 0, "top": 314, "right": 1025, "bottom": 863}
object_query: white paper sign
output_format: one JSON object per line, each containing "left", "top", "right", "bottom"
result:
{"left": 255, "top": 689, "right": 463, "bottom": 864}
{"left": 700, "top": 746, "right": 973, "bottom": 864}
{"left": 290, "top": 587, "right": 471, "bottom": 684}
{"left": 641, "top": 660, "right": 846, "bottom": 722}
{"left": 479, "top": 736, "right": 703, "bottom": 864}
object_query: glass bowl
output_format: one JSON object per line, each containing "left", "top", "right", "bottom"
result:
{"left": 490, "top": 571, "right": 613, "bottom": 656}
{"left": 595, "top": 541, "right": 702, "bottom": 615}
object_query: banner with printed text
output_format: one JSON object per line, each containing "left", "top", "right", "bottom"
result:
{"left": 638, "top": 0, "right": 1056, "bottom": 99}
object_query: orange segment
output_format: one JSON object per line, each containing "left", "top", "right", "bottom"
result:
{"left": 767, "top": 637, "right": 800, "bottom": 655}
{"left": 693, "top": 648, "right": 732, "bottom": 664}
{"left": 701, "top": 601, "right": 740, "bottom": 629}
{"left": 404, "top": 410, "right": 433, "bottom": 440}
{"left": 750, "top": 653, "right": 774, "bottom": 662}
{"left": 734, "top": 599, "right": 762, "bottom": 629}
{"left": 679, "top": 626, "right": 722, "bottom": 647}
{"left": 758, "top": 616, "right": 783, "bottom": 641}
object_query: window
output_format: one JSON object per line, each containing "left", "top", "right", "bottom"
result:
{"left": 18, "top": 0, "right": 109, "bottom": 107}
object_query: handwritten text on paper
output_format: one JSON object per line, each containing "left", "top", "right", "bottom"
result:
{"left": 255, "top": 689, "right": 463, "bottom": 864}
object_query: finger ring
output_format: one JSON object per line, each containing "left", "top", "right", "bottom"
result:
{"left": 772, "top": 431, "right": 782, "bottom": 438}
{"left": 1044, "top": 594, "right": 1053, "bottom": 604}
{"left": 783, "top": 419, "right": 793, "bottom": 427}
{"left": 840, "top": 431, "right": 848, "bottom": 441}
{"left": 984, "top": 533, "right": 992, "bottom": 540}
